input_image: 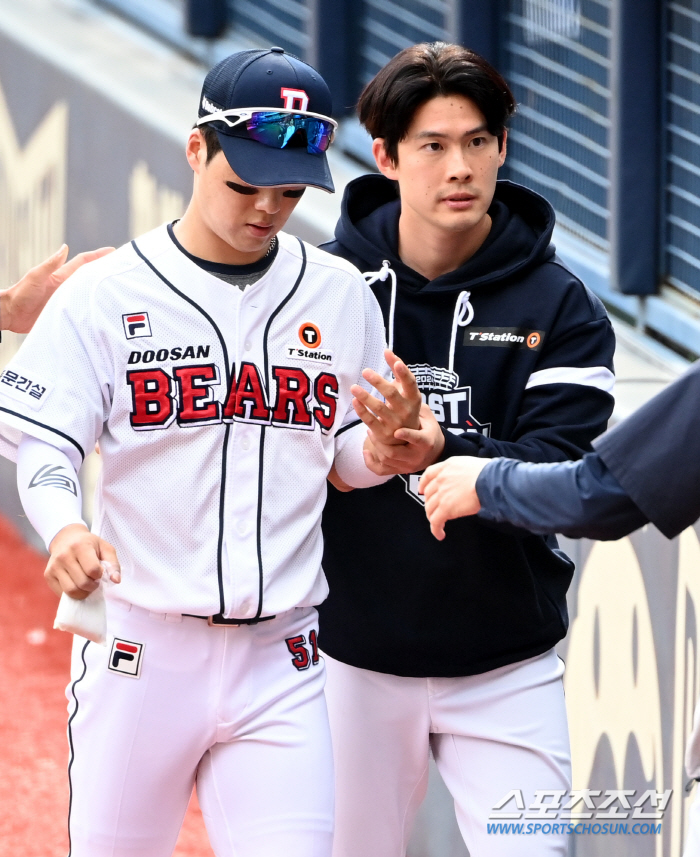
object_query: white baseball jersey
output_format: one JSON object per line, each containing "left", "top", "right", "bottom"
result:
{"left": 0, "top": 225, "right": 387, "bottom": 618}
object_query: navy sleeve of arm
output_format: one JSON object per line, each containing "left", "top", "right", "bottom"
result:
{"left": 594, "top": 360, "right": 700, "bottom": 539}
{"left": 475, "top": 453, "right": 649, "bottom": 540}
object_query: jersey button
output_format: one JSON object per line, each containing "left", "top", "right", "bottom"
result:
{"left": 244, "top": 340, "right": 252, "bottom": 351}
{"left": 236, "top": 519, "right": 249, "bottom": 536}
{"left": 241, "top": 436, "right": 251, "bottom": 451}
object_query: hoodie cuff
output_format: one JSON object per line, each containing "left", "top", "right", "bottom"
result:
{"left": 437, "top": 427, "right": 482, "bottom": 462}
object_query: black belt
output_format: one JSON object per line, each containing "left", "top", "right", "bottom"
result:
{"left": 184, "top": 612, "right": 276, "bottom": 627}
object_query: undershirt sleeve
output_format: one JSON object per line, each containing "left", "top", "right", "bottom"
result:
{"left": 333, "top": 421, "right": 392, "bottom": 489}
{"left": 17, "top": 434, "right": 86, "bottom": 550}
{"left": 475, "top": 452, "right": 649, "bottom": 540}
{"left": 331, "top": 272, "right": 393, "bottom": 489}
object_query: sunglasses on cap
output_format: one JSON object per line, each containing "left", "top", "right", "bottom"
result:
{"left": 197, "top": 108, "right": 338, "bottom": 155}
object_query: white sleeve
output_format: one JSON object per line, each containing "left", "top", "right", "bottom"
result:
{"left": 333, "top": 421, "right": 392, "bottom": 488}
{"left": 17, "top": 433, "right": 86, "bottom": 550}
{"left": 0, "top": 268, "right": 109, "bottom": 469}
{"left": 332, "top": 282, "right": 393, "bottom": 488}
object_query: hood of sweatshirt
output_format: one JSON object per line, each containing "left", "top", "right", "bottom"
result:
{"left": 330, "top": 174, "right": 557, "bottom": 294}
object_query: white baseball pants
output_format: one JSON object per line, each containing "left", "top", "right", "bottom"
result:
{"left": 683, "top": 786, "right": 700, "bottom": 856}
{"left": 324, "top": 648, "right": 571, "bottom": 857}
{"left": 66, "top": 600, "right": 334, "bottom": 857}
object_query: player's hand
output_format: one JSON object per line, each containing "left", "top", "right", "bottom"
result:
{"left": 351, "top": 350, "right": 421, "bottom": 446}
{"left": 327, "top": 462, "right": 354, "bottom": 492}
{"left": 419, "top": 456, "right": 492, "bottom": 540}
{"left": 362, "top": 404, "right": 445, "bottom": 475}
{"left": 1, "top": 244, "right": 114, "bottom": 333}
{"left": 45, "top": 523, "right": 121, "bottom": 600}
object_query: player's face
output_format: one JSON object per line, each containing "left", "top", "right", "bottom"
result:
{"left": 374, "top": 94, "right": 506, "bottom": 239}
{"left": 185, "top": 132, "right": 306, "bottom": 264}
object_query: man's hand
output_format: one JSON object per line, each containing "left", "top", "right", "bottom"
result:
{"left": 419, "top": 456, "right": 493, "bottom": 540}
{"left": 46, "top": 523, "right": 121, "bottom": 600}
{"left": 1, "top": 244, "right": 114, "bottom": 333}
{"left": 351, "top": 350, "right": 422, "bottom": 446}
{"left": 363, "top": 403, "right": 445, "bottom": 475}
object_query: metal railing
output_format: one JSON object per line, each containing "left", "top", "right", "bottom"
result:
{"left": 665, "top": 0, "right": 700, "bottom": 299}
{"left": 503, "top": 0, "right": 612, "bottom": 251}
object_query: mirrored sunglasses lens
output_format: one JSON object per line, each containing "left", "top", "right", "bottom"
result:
{"left": 246, "top": 113, "right": 334, "bottom": 153}
{"left": 246, "top": 113, "right": 295, "bottom": 148}
{"left": 306, "top": 119, "right": 335, "bottom": 154}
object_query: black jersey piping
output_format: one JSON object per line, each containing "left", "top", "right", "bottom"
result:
{"left": 216, "top": 424, "right": 231, "bottom": 614}
{"left": 67, "top": 639, "right": 90, "bottom": 856}
{"left": 336, "top": 418, "right": 362, "bottom": 437}
{"left": 167, "top": 222, "right": 279, "bottom": 276}
{"left": 0, "top": 407, "right": 85, "bottom": 460}
{"left": 253, "top": 239, "right": 308, "bottom": 619}
{"left": 131, "top": 239, "right": 231, "bottom": 615}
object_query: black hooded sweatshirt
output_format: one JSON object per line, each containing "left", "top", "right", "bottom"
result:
{"left": 318, "top": 175, "right": 616, "bottom": 677}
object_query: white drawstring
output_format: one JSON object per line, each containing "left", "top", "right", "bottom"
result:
{"left": 364, "top": 260, "right": 397, "bottom": 353}
{"left": 364, "top": 263, "right": 473, "bottom": 372}
{"left": 448, "top": 290, "right": 474, "bottom": 373}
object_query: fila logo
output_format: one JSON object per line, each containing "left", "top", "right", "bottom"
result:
{"left": 108, "top": 638, "right": 144, "bottom": 678}
{"left": 123, "top": 312, "right": 152, "bottom": 339}
{"left": 280, "top": 87, "right": 309, "bottom": 111}
{"left": 299, "top": 322, "right": 321, "bottom": 348}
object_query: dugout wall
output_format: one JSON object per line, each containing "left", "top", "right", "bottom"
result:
{"left": 0, "top": 1, "right": 699, "bottom": 855}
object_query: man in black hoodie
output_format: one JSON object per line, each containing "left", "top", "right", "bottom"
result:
{"left": 319, "top": 43, "right": 616, "bottom": 857}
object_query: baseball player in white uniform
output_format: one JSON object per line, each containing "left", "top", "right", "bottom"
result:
{"left": 0, "top": 49, "right": 418, "bottom": 857}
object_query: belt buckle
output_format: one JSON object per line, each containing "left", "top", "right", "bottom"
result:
{"left": 207, "top": 614, "right": 241, "bottom": 627}
{"left": 206, "top": 613, "right": 276, "bottom": 627}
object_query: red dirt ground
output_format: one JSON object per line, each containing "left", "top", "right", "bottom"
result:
{"left": 0, "top": 513, "right": 214, "bottom": 857}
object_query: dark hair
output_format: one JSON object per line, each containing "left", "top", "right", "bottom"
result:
{"left": 197, "top": 123, "right": 223, "bottom": 164}
{"left": 358, "top": 42, "right": 516, "bottom": 163}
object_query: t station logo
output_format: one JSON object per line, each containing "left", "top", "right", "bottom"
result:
{"left": 287, "top": 322, "right": 333, "bottom": 365}
{"left": 299, "top": 322, "right": 321, "bottom": 348}
{"left": 401, "top": 363, "right": 490, "bottom": 506}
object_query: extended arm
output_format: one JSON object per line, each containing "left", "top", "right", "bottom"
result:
{"left": 0, "top": 245, "right": 113, "bottom": 333}
{"left": 421, "top": 452, "right": 648, "bottom": 541}
{"left": 17, "top": 434, "right": 120, "bottom": 599}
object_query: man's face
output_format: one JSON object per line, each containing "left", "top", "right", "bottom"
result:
{"left": 187, "top": 132, "right": 305, "bottom": 259}
{"left": 375, "top": 94, "right": 506, "bottom": 237}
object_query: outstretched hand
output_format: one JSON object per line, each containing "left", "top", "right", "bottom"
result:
{"left": 351, "top": 349, "right": 422, "bottom": 444}
{"left": 419, "top": 456, "right": 493, "bottom": 540}
{"left": 352, "top": 350, "right": 446, "bottom": 476}
{"left": 1, "top": 244, "right": 114, "bottom": 333}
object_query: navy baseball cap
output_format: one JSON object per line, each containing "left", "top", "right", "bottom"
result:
{"left": 197, "top": 48, "right": 335, "bottom": 193}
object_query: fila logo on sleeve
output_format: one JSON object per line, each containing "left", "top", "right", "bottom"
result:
{"left": 108, "top": 638, "right": 145, "bottom": 678}
{"left": 123, "top": 312, "right": 152, "bottom": 339}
